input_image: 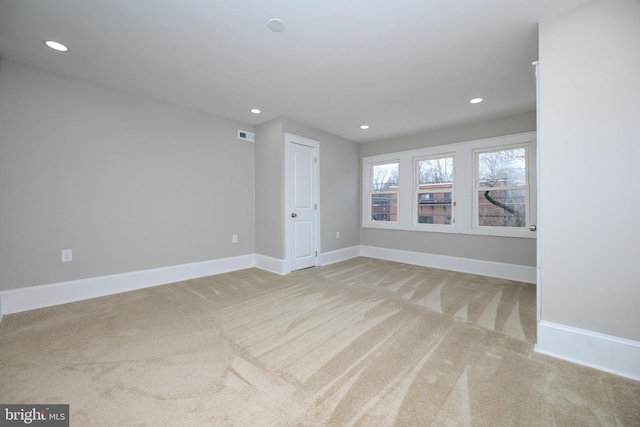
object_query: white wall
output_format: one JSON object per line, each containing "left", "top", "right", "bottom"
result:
{"left": 0, "top": 59, "right": 256, "bottom": 291}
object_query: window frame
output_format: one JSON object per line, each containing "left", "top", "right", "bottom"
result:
{"left": 361, "top": 132, "right": 536, "bottom": 238}
{"left": 413, "top": 153, "right": 455, "bottom": 228}
{"left": 473, "top": 144, "right": 531, "bottom": 231}
{"left": 366, "top": 160, "right": 400, "bottom": 226}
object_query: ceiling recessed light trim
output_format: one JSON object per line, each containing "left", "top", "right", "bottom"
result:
{"left": 250, "top": 108, "right": 261, "bottom": 114}
{"left": 360, "top": 125, "right": 370, "bottom": 130}
{"left": 44, "top": 40, "right": 69, "bottom": 52}
{"left": 469, "top": 97, "right": 483, "bottom": 104}
{"left": 267, "top": 18, "right": 286, "bottom": 33}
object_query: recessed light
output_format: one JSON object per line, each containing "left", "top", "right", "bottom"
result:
{"left": 360, "top": 125, "right": 370, "bottom": 130}
{"left": 250, "top": 108, "right": 261, "bottom": 114}
{"left": 267, "top": 18, "right": 286, "bottom": 33}
{"left": 469, "top": 97, "right": 483, "bottom": 104}
{"left": 44, "top": 40, "right": 68, "bottom": 52}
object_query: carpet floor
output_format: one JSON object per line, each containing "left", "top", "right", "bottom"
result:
{"left": 1, "top": 257, "right": 638, "bottom": 426}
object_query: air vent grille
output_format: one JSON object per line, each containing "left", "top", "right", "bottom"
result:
{"left": 237, "top": 130, "right": 255, "bottom": 142}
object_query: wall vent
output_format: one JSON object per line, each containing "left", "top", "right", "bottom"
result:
{"left": 237, "top": 130, "right": 255, "bottom": 142}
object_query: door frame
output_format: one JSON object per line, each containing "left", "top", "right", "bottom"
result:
{"left": 283, "top": 133, "right": 321, "bottom": 274}
{"left": 533, "top": 61, "right": 541, "bottom": 329}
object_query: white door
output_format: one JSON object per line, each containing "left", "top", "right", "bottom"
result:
{"left": 287, "top": 136, "right": 319, "bottom": 271}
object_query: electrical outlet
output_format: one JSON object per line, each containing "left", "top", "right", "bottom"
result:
{"left": 61, "top": 249, "right": 72, "bottom": 262}
{"left": 232, "top": 234, "right": 238, "bottom": 244}
{"left": 336, "top": 231, "right": 340, "bottom": 239}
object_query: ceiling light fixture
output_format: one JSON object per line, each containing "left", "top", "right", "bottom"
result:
{"left": 360, "top": 125, "right": 370, "bottom": 130}
{"left": 250, "top": 108, "right": 261, "bottom": 114}
{"left": 44, "top": 40, "right": 69, "bottom": 52}
{"left": 267, "top": 18, "right": 286, "bottom": 33}
{"left": 469, "top": 97, "right": 483, "bottom": 104}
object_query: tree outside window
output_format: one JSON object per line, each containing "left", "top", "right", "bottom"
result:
{"left": 475, "top": 147, "right": 528, "bottom": 228}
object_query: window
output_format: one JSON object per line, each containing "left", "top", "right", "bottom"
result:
{"left": 369, "top": 162, "right": 399, "bottom": 222}
{"left": 362, "top": 132, "right": 535, "bottom": 238}
{"left": 415, "top": 155, "right": 454, "bottom": 226}
{"left": 474, "top": 146, "right": 528, "bottom": 228}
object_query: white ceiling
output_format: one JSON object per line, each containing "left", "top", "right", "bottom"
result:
{"left": 0, "top": 0, "right": 591, "bottom": 143}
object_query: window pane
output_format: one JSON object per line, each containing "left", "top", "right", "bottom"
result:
{"left": 478, "top": 148, "right": 526, "bottom": 187}
{"left": 416, "top": 156, "right": 453, "bottom": 226}
{"left": 418, "top": 157, "right": 453, "bottom": 185}
{"left": 372, "top": 163, "right": 399, "bottom": 192}
{"left": 372, "top": 193, "right": 398, "bottom": 221}
{"left": 417, "top": 189, "right": 452, "bottom": 225}
{"left": 478, "top": 189, "right": 526, "bottom": 227}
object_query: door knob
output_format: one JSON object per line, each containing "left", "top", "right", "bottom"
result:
{"left": 530, "top": 225, "right": 537, "bottom": 231}
{"left": 291, "top": 213, "right": 297, "bottom": 218}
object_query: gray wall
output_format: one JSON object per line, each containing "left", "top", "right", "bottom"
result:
{"left": 539, "top": 0, "right": 640, "bottom": 341}
{"left": 254, "top": 118, "right": 361, "bottom": 261}
{"left": 360, "top": 112, "right": 537, "bottom": 267}
{"left": 254, "top": 118, "right": 286, "bottom": 259}
{"left": 0, "top": 59, "right": 255, "bottom": 291}
{"left": 360, "top": 112, "right": 536, "bottom": 157}
{"left": 282, "top": 119, "right": 360, "bottom": 254}
{"left": 0, "top": 58, "right": 539, "bottom": 294}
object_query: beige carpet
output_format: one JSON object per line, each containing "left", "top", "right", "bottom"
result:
{"left": 1, "top": 257, "right": 638, "bottom": 426}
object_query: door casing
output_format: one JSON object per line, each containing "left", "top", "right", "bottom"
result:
{"left": 284, "top": 133, "right": 320, "bottom": 273}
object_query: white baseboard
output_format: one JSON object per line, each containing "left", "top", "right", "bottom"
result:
{"left": 535, "top": 320, "right": 640, "bottom": 381}
{"left": 0, "top": 247, "right": 534, "bottom": 318}
{"left": 320, "top": 246, "right": 360, "bottom": 266}
{"left": 359, "top": 245, "right": 536, "bottom": 283}
{"left": 255, "top": 254, "right": 286, "bottom": 275}
{"left": 255, "top": 246, "right": 361, "bottom": 274}
{"left": 0, "top": 254, "right": 255, "bottom": 316}
{"left": 0, "top": 248, "right": 356, "bottom": 317}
